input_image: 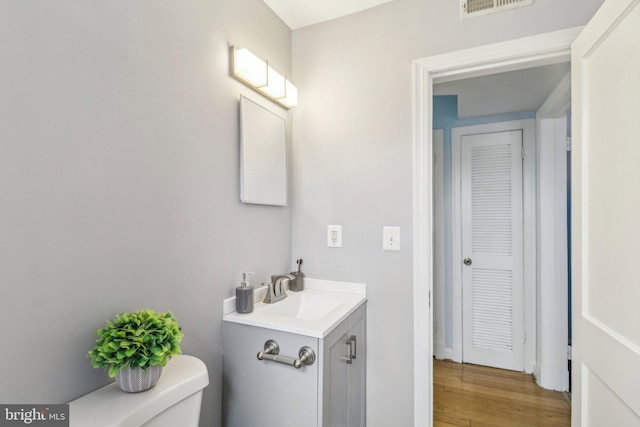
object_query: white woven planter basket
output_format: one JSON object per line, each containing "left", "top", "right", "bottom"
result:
{"left": 115, "top": 364, "right": 163, "bottom": 393}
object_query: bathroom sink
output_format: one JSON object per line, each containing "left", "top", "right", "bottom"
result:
{"left": 263, "top": 292, "right": 345, "bottom": 320}
{"left": 223, "top": 279, "right": 366, "bottom": 338}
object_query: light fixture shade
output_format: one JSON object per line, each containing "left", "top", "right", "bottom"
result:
{"left": 232, "top": 47, "right": 268, "bottom": 87}
{"left": 260, "top": 66, "right": 286, "bottom": 99}
{"left": 280, "top": 80, "right": 298, "bottom": 108}
{"left": 230, "top": 46, "right": 298, "bottom": 109}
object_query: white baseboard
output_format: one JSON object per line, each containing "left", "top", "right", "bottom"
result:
{"left": 533, "top": 362, "right": 569, "bottom": 392}
{"left": 434, "top": 341, "right": 458, "bottom": 362}
{"left": 533, "top": 363, "right": 542, "bottom": 385}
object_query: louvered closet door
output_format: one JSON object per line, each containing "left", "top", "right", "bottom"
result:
{"left": 461, "top": 130, "right": 524, "bottom": 371}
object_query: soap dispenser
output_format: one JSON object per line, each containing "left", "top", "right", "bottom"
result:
{"left": 236, "top": 272, "right": 254, "bottom": 313}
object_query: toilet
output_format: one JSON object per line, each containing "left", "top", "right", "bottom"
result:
{"left": 69, "top": 355, "right": 209, "bottom": 427}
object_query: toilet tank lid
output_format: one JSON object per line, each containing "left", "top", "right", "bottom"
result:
{"left": 69, "top": 355, "right": 209, "bottom": 427}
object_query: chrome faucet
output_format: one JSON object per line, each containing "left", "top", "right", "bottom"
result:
{"left": 263, "top": 274, "right": 294, "bottom": 304}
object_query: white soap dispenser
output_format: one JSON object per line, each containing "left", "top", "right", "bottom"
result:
{"left": 236, "top": 272, "right": 255, "bottom": 314}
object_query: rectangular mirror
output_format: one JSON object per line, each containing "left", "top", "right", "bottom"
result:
{"left": 239, "top": 95, "right": 287, "bottom": 206}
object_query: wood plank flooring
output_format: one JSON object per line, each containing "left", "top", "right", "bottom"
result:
{"left": 434, "top": 359, "right": 570, "bottom": 427}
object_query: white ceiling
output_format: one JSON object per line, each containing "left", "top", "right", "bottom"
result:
{"left": 262, "top": 0, "right": 397, "bottom": 29}
{"left": 434, "top": 62, "right": 571, "bottom": 119}
{"left": 262, "top": 1, "right": 570, "bottom": 118}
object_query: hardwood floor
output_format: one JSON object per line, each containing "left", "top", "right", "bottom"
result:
{"left": 433, "top": 359, "right": 570, "bottom": 427}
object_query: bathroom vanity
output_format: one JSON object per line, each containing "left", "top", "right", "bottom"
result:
{"left": 222, "top": 279, "right": 366, "bottom": 427}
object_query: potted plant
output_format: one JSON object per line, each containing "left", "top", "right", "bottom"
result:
{"left": 88, "top": 309, "right": 183, "bottom": 392}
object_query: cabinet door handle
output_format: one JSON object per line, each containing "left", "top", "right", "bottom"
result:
{"left": 346, "top": 335, "right": 356, "bottom": 364}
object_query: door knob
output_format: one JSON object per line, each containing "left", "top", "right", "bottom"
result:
{"left": 463, "top": 258, "right": 472, "bottom": 266}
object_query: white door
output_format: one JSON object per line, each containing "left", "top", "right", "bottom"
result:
{"left": 461, "top": 130, "right": 524, "bottom": 371}
{"left": 571, "top": 0, "right": 640, "bottom": 425}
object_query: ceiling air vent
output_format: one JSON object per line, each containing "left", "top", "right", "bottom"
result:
{"left": 461, "top": 0, "right": 533, "bottom": 20}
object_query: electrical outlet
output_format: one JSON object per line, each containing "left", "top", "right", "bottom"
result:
{"left": 383, "top": 226, "right": 401, "bottom": 251}
{"left": 327, "top": 225, "right": 342, "bottom": 247}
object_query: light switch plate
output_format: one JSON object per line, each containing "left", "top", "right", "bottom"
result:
{"left": 383, "top": 226, "right": 400, "bottom": 251}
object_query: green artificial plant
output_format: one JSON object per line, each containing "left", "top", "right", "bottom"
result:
{"left": 88, "top": 309, "right": 183, "bottom": 378}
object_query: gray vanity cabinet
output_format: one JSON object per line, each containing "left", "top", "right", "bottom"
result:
{"left": 222, "top": 303, "right": 366, "bottom": 427}
{"left": 222, "top": 323, "right": 319, "bottom": 427}
{"left": 322, "top": 304, "right": 366, "bottom": 427}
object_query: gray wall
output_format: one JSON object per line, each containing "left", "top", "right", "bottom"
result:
{"left": 291, "top": 0, "right": 604, "bottom": 425}
{"left": 0, "top": 1, "right": 292, "bottom": 426}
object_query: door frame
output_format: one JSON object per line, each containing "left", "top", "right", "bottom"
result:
{"left": 432, "top": 129, "right": 446, "bottom": 359}
{"left": 535, "top": 72, "right": 571, "bottom": 392}
{"left": 451, "top": 119, "right": 535, "bottom": 371}
{"left": 412, "top": 26, "right": 582, "bottom": 426}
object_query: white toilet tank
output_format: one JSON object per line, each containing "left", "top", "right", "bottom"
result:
{"left": 69, "top": 355, "right": 209, "bottom": 427}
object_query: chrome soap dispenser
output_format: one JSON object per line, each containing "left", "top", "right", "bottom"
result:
{"left": 236, "top": 272, "right": 254, "bottom": 313}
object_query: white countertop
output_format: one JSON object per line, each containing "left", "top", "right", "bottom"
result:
{"left": 222, "top": 278, "right": 366, "bottom": 338}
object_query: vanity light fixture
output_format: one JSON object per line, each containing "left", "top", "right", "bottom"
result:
{"left": 262, "top": 66, "right": 286, "bottom": 99}
{"left": 232, "top": 47, "right": 268, "bottom": 87}
{"left": 231, "top": 46, "right": 298, "bottom": 109}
